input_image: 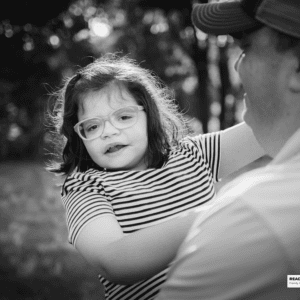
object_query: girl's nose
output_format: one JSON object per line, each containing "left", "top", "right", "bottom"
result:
{"left": 100, "top": 120, "right": 120, "bottom": 139}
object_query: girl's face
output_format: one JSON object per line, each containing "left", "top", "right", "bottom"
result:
{"left": 77, "top": 82, "right": 149, "bottom": 171}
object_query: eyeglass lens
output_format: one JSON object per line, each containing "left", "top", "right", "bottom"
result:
{"left": 78, "top": 106, "right": 140, "bottom": 140}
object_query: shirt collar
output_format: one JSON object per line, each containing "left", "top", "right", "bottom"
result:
{"left": 272, "top": 128, "right": 300, "bottom": 165}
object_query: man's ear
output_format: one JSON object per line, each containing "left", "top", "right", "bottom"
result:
{"left": 289, "top": 57, "right": 300, "bottom": 93}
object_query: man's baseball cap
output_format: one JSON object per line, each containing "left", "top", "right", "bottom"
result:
{"left": 192, "top": 0, "right": 300, "bottom": 39}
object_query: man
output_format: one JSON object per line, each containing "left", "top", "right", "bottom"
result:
{"left": 156, "top": 0, "right": 300, "bottom": 299}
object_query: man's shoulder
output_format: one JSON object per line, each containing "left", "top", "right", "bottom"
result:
{"left": 211, "top": 163, "right": 300, "bottom": 251}
{"left": 219, "top": 160, "right": 300, "bottom": 199}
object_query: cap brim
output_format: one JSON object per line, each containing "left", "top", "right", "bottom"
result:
{"left": 192, "top": 1, "right": 261, "bottom": 36}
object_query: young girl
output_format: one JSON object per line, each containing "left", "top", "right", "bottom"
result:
{"left": 47, "top": 53, "right": 265, "bottom": 300}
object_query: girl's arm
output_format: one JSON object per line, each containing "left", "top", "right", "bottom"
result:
{"left": 75, "top": 207, "right": 203, "bottom": 285}
{"left": 218, "top": 122, "right": 265, "bottom": 179}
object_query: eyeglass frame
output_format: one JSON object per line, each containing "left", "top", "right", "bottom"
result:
{"left": 74, "top": 105, "right": 144, "bottom": 141}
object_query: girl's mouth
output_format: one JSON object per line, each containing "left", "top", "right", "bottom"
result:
{"left": 105, "top": 144, "right": 126, "bottom": 154}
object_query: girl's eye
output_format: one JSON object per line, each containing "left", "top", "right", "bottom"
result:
{"left": 119, "top": 114, "right": 133, "bottom": 121}
{"left": 86, "top": 124, "right": 99, "bottom": 132}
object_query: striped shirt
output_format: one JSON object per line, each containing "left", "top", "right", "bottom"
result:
{"left": 61, "top": 132, "right": 221, "bottom": 300}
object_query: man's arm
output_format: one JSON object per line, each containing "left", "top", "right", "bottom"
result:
{"left": 155, "top": 195, "right": 289, "bottom": 300}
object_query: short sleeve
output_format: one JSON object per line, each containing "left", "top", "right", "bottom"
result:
{"left": 61, "top": 171, "right": 114, "bottom": 246}
{"left": 183, "top": 132, "right": 221, "bottom": 182}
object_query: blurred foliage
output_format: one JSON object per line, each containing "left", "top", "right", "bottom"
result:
{"left": 0, "top": 162, "right": 105, "bottom": 299}
{"left": 0, "top": 0, "right": 244, "bottom": 162}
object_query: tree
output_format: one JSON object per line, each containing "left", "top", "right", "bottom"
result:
{"left": 0, "top": 0, "right": 240, "bottom": 161}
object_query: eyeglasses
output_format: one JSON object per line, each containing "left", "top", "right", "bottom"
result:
{"left": 74, "top": 105, "right": 144, "bottom": 140}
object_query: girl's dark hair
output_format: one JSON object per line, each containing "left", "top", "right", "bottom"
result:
{"left": 46, "top": 53, "right": 189, "bottom": 175}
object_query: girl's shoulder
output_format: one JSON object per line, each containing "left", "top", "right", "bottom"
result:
{"left": 63, "top": 168, "right": 106, "bottom": 188}
{"left": 61, "top": 168, "right": 108, "bottom": 197}
{"left": 179, "top": 131, "right": 220, "bottom": 148}
{"left": 66, "top": 168, "right": 105, "bottom": 180}
{"left": 178, "top": 134, "right": 204, "bottom": 149}
{"left": 167, "top": 135, "right": 204, "bottom": 158}
{"left": 170, "top": 132, "right": 220, "bottom": 160}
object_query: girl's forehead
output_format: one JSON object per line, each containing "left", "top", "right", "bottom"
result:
{"left": 77, "top": 82, "right": 137, "bottom": 115}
